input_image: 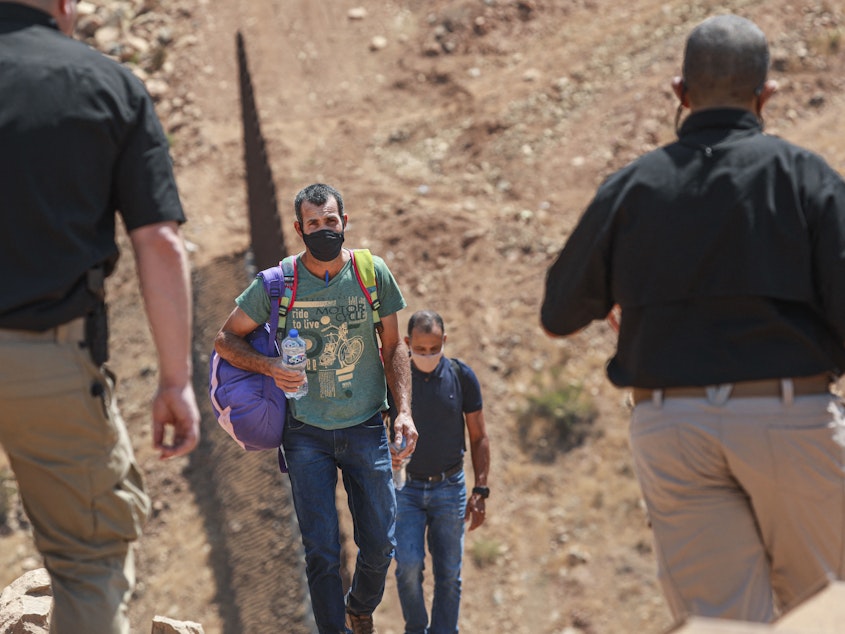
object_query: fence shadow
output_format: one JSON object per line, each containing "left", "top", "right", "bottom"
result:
{"left": 187, "top": 252, "right": 312, "bottom": 634}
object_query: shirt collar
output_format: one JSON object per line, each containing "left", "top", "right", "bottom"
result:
{"left": 678, "top": 108, "right": 762, "bottom": 139}
{"left": 0, "top": 2, "right": 60, "bottom": 31}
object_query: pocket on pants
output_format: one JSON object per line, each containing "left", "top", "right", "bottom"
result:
{"left": 767, "top": 417, "right": 845, "bottom": 501}
{"left": 92, "top": 460, "right": 150, "bottom": 545}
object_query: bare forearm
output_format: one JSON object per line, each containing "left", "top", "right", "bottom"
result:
{"left": 470, "top": 436, "right": 490, "bottom": 486}
{"left": 130, "top": 222, "right": 200, "bottom": 458}
{"left": 465, "top": 410, "right": 490, "bottom": 486}
{"left": 383, "top": 338, "right": 412, "bottom": 414}
{"left": 130, "top": 223, "right": 192, "bottom": 388}
{"left": 214, "top": 330, "right": 277, "bottom": 375}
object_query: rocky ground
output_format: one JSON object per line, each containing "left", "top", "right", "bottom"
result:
{"left": 2, "top": 0, "right": 845, "bottom": 633}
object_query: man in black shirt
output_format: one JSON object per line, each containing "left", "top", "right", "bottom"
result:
{"left": 0, "top": 1, "right": 199, "bottom": 632}
{"left": 542, "top": 14, "right": 845, "bottom": 625}
{"left": 388, "top": 310, "right": 490, "bottom": 634}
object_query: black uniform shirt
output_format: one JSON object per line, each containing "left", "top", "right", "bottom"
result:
{"left": 0, "top": 2, "right": 185, "bottom": 329}
{"left": 541, "top": 109, "right": 845, "bottom": 388}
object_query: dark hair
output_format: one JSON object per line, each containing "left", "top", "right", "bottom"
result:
{"left": 294, "top": 183, "right": 344, "bottom": 225}
{"left": 407, "top": 310, "right": 445, "bottom": 337}
{"left": 682, "top": 15, "right": 769, "bottom": 102}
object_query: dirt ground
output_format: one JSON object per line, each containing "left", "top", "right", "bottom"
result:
{"left": 3, "top": 0, "right": 845, "bottom": 633}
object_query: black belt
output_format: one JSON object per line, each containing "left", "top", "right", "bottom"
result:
{"left": 407, "top": 463, "right": 462, "bottom": 484}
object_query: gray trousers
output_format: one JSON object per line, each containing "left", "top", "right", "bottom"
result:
{"left": 630, "top": 385, "right": 845, "bottom": 623}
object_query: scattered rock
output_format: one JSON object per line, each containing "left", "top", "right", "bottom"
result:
{"left": 809, "top": 93, "right": 826, "bottom": 108}
{"left": 0, "top": 569, "right": 51, "bottom": 634}
{"left": 567, "top": 547, "right": 591, "bottom": 566}
{"left": 0, "top": 571, "right": 205, "bottom": 633}
{"left": 94, "top": 24, "right": 122, "bottom": 51}
{"left": 369, "top": 35, "right": 388, "bottom": 51}
{"left": 151, "top": 615, "right": 205, "bottom": 633}
{"left": 522, "top": 68, "right": 541, "bottom": 82}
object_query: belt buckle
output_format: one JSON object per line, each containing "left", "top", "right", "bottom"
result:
{"left": 410, "top": 472, "right": 441, "bottom": 483}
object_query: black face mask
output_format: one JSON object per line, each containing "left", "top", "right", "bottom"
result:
{"left": 303, "top": 229, "right": 345, "bottom": 262}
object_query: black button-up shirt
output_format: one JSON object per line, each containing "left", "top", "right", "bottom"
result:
{"left": 0, "top": 2, "right": 185, "bottom": 329}
{"left": 542, "top": 108, "right": 845, "bottom": 388}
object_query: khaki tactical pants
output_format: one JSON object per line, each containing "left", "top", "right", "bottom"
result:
{"left": 0, "top": 319, "right": 150, "bottom": 634}
{"left": 630, "top": 385, "right": 845, "bottom": 624}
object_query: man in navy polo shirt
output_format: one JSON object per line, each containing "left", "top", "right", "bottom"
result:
{"left": 389, "top": 310, "right": 490, "bottom": 634}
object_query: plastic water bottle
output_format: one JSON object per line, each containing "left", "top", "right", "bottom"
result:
{"left": 390, "top": 437, "right": 409, "bottom": 490}
{"left": 281, "top": 328, "right": 308, "bottom": 400}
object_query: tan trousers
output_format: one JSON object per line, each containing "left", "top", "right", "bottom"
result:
{"left": 0, "top": 319, "right": 150, "bottom": 634}
{"left": 630, "top": 386, "right": 845, "bottom": 624}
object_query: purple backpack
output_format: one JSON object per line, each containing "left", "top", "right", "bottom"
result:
{"left": 208, "top": 263, "right": 289, "bottom": 472}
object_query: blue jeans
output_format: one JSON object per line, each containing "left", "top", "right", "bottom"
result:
{"left": 394, "top": 470, "right": 466, "bottom": 634}
{"left": 283, "top": 412, "right": 396, "bottom": 634}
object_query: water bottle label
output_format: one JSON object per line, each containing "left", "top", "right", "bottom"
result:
{"left": 286, "top": 352, "right": 306, "bottom": 366}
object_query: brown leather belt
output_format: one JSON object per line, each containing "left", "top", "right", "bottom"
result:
{"left": 632, "top": 373, "right": 833, "bottom": 405}
{"left": 407, "top": 463, "right": 462, "bottom": 484}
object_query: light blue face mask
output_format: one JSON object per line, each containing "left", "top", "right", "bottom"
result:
{"left": 410, "top": 347, "right": 443, "bottom": 373}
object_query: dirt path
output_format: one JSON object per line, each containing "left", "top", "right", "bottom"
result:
{"left": 147, "top": 2, "right": 679, "bottom": 631}
{"left": 3, "top": 1, "right": 845, "bottom": 633}
{"left": 149, "top": 4, "right": 845, "bottom": 632}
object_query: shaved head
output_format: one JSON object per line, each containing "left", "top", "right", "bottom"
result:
{"left": 682, "top": 15, "right": 769, "bottom": 105}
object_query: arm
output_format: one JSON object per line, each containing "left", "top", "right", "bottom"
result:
{"left": 464, "top": 408, "right": 490, "bottom": 531}
{"left": 213, "top": 306, "right": 305, "bottom": 394}
{"left": 541, "top": 304, "right": 620, "bottom": 338}
{"left": 129, "top": 221, "right": 199, "bottom": 459}
{"left": 540, "top": 186, "right": 617, "bottom": 338}
{"left": 378, "top": 312, "right": 417, "bottom": 455}
{"left": 808, "top": 161, "right": 845, "bottom": 343}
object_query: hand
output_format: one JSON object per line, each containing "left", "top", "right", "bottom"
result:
{"left": 465, "top": 494, "right": 486, "bottom": 531}
{"left": 152, "top": 383, "right": 200, "bottom": 459}
{"left": 390, "top": 448, "right": 410, "bottom": 471}
{"left": 606, "top": 304, "right": 621, "bottom": 333}
{"left": 390, "top": 411, "right": 418, "bottom": 459}
{"left": 268, "top": 359, "right": 307, "bottom": 393}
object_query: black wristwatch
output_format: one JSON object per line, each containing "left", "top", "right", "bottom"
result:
{"left": 472, "top": 486, "right": 490, "bottom": 499}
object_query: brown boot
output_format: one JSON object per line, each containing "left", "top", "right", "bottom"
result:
{"left": 345, "top": 610, "right": 377, "bottom": 634}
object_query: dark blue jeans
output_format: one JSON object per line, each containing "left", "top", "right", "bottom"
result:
{"left": 283, "top": 412, "right": 396, "bottom": 634}
{"left": 394, "top": 470, "right": 466, "bottom": 634}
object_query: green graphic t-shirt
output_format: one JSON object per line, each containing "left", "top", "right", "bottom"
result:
{"left": 235, "top": 251, "right": 406, "bottom": 430}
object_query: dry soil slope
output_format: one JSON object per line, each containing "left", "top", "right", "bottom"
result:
{"left": 3, "top": 1, "right": 845, "bottom": 633}
{"left": 167, "top": 2, "right": 845, "bottom": 633}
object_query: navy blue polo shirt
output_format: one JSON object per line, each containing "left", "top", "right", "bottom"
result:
{"left": 390, "top": 356, "right": 483, "bottom": 477}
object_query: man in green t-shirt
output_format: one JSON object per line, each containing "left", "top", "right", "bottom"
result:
{"left": 215, "top": 183, "right": 416, "bottom": 634}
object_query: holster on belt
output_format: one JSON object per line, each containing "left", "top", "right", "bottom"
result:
{"left": 85, "top": 266, "right": 109, "bottom": 365}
